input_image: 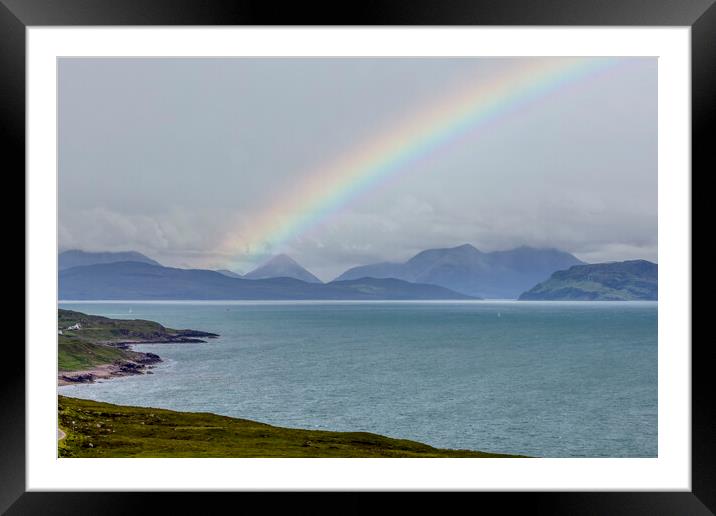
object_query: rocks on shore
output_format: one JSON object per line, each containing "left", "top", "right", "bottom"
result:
{"left": 176, "top": 329, "right": 220, "bottom": 339}
{"left": 134, "top": 352, "right": 162, "bottom": 364}
{"left": 108, "top": 334, "right": 218, "bottom": 348}
{"left": 59, "top": 352, "right": 164, "bottom": 385}
{"left": 60, "top": 372, "right": 96, "bottom": 384}
{"left": 111, "top": 354, "right": 163, "bottom": 376}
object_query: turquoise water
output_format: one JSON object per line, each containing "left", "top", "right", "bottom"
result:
{"left": 58, "top": 301, "right": 657, "bottom": 457}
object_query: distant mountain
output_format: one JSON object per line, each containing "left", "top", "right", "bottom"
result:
{"left": 326, "top": 277, "right": 477, "bottom": 300}
{"left": 335, "top": 244, "right": 584, "bottom": 299}
{"left": 59, "top": 250, "right": 160, "bottom": 270}
{"left": 216, "top": 269, "right": 242, "bottom": 279}
{"left": 518, "top": 260, "right": 657, "bottom": 301}
{"left": 59, "top": 261, "right": 475, "bottom": 300}
{"left": 244, "top": 254, "right": 322, "bottom": 283}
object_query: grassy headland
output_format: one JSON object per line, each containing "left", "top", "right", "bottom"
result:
{"left": 58, "top": 309, "right": 217, "bottom": 384}
{"left": 58, "top": 308, "right": 218, "bottom": 347}
{"left": 58, "top": 396, "right": 522, "bottom": 458}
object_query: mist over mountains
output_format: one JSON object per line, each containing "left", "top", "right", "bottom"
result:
{"left": 59, "top": 250, "right": 160, "bottom": 270}
{"left": 57, "top": 246, "right": 656, "bottom": 301}
{"left": 244, "top": 254, "right": 322, "bottom": 283}
{"left": 335, "top": 244, "right": 584, "bottom": 299}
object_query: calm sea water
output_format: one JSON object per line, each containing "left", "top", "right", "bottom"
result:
{"left": 58, "top": 301, "right": 657, "bottom": 457}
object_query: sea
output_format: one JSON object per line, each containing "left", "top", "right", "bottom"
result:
{"left": 58, "top": 300, "right": 657, "bottom": 458}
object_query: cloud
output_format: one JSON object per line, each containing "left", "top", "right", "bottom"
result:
{"left": 59, "top": 57, "right": 657, "bottom": 281}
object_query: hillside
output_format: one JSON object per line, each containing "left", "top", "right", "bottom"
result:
{"left": 518, "top": 260, "right": 658, "bottom": 301}
{"left": 58, "top": 396, "right": 521, "bottom": 458}
{"left": 216, "top": 269, "right": 242, "bottom": 278}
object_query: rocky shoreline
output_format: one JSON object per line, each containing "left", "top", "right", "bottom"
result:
{"left": 99, "top": 329, "right": 219, "bottom": 348}
{"left": 58, "top": 351, "right": 163, "bottom": 386}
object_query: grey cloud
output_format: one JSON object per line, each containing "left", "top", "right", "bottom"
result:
{"left": 59, "top": 57, "right": 657, "bottom": 281}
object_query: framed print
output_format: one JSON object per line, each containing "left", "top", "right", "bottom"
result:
{"left": 5, "top": 0, "right": 710, "bottom": 513}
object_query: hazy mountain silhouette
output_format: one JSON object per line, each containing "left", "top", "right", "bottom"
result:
{"left": 519, "top": 260, "right": 657, "bottom": 301}
{"left": 335, "top": 244, "right": 584, "bottom": 299}
{"left": 59, "top": 249, "right": 160, "bottom": 270}
{"left": 59, "top": 261, "right": 475, "bottom": 300}
{"left": 244, "top": 254, "right": 322, "bottom": 283}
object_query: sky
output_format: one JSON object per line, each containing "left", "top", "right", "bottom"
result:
{"left": 59, "top": 57, "right": 657, "bottom": 281}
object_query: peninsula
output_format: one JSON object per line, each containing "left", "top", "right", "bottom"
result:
{"left": 58, "top": 309, "right": 218, "bottom": 385}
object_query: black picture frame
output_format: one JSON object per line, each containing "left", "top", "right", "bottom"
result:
{"left": 5, "top": 0, "right": 709, "bottom": 513}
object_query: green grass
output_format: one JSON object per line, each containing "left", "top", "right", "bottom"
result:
{"left": 58, "top": 396, "right": 524, "bottom": 458}
{"left": 59, "top": 309, "right": 188, "bottom": 344}
{"left": 58, "top": 334, "right": 137, "bottom": 371}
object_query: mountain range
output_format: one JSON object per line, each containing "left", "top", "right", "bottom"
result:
{"left": 58, "top": 247, "right": 657, "bottom": 301}
{"left": 335, "top": 244, "right": 584, "bottom": 299}
{"left": 518, "top": 260, "right": 658, "bottom": 301}
{"left": 58, "top": 261, "right": 475, "bottom": 301}
{"left": 59, "top": 250, "right": 160, "bottom": 270}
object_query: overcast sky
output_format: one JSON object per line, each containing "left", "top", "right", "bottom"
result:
{"left": 59, "top": 57, "right": 657, "bottom": 281}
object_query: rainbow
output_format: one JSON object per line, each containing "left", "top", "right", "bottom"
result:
{"left": 218, "top": 57, "right": 623, "bottom": 266}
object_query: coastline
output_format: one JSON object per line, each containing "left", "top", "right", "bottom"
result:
{"left": 57, "top": 308, "right": 217, "bottom": 386}
{"left": 58, "top": 349, "right": 161, "bottom": 386}
{"left": 56, "top": 334, "right": 525, "bottom": 457}
{"left": 56, "top": 307, "right": 535, "bottom": 458}
{"left": 56, "top": 304, "right": 657, "bottom": 458}
{"left": 57, "top": 345, "right": 526, "bottom": 457}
